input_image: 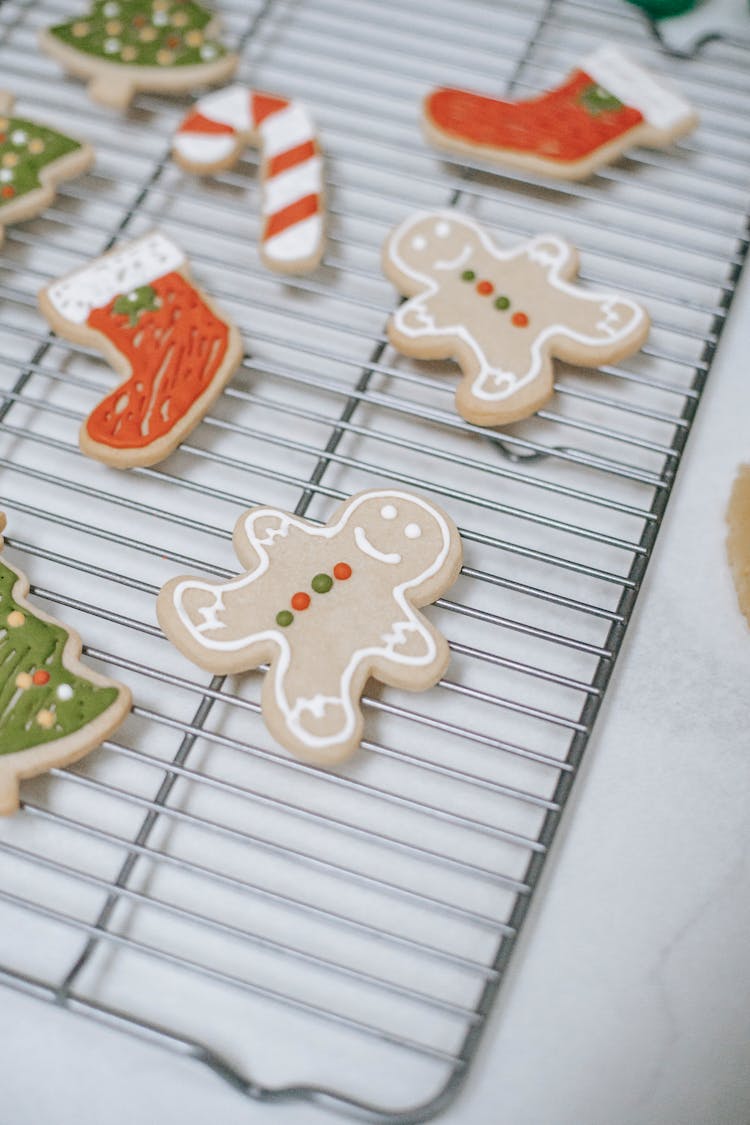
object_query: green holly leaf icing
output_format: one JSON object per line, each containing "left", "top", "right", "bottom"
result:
{"left": 0, "top": 117, "right": 81, "bottom": 209}
{"left": 578, "top": 82, "right": 624, "bottom": 116}
{"left": 113, "top": 283, "right": 161, "bottom": 325}
{"left": 0, "top": 560, "right": 119, "bottom": 755}
{"left": 48, "top": 1, "right": 228, "bottom": 68}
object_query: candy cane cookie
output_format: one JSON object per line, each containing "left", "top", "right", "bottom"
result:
{"left": 173, "top": 84, "right": 325, "bottom": 274}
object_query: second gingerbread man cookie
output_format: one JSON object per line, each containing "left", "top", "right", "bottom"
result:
{"left": 158, "top": 489, "right": 462, "bottom": 765}
{"left": 383, "top": 211, "right": 649, "bottom": 427}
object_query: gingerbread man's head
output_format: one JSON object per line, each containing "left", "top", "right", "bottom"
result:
{"left": 336, "top": 490, "right": 460, "bottom": 600}
{"left": 384, "top": 211, "right": 485, "bottom": 290}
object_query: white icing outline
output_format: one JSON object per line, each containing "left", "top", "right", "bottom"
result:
{"left": 169, "top": 490, "right": 452, "bottom": 750}
{"left": 173, "top": 86, "right": 324, "bottom": 270}
{"left": 45, "top": 232, "right": 185, "bottom": 325}
{"left": 387, "top": 210, "right": 646, "bottom": 403}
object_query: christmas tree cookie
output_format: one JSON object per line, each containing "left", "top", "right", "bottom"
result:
{"left": 40, "top": 1, "right": 238, "bottom": 111}
{"left": 0, "top": 91, "right": 93, "bottom": 247}
{"left": 0, "top": 515, "right": 131, "bottom": 815}
{"left": 423, "top": 44, "right": 698, "bottom": 181}
{"left": 39, "top": 230, "right": 243, "bottom": 469}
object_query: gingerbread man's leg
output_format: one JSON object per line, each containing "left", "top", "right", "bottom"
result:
{"left": 263, "top": 606, "right": 450, "bottom": 763}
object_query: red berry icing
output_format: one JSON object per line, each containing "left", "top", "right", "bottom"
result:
{"left": 32, "top": 669, "right": 51, "bottom": 685}
{"left": 333, "top": 562, "right": 352, "bottom": 580}
{"left": 291, "top": 592, "right": 311, "bottom": 611}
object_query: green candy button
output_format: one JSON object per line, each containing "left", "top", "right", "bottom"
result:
{"left": 494, "top": 296, "right": 510, "bottom": 310}
{"left": 276, "top": 610, "right": 294, "bottom": 627}
{"left": 461, "top": 270, "right": 476, "bottom": 282}
{"left": 311, "top": 573, "right": 333, "bottom": 594}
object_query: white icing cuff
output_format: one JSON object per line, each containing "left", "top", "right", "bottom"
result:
{"left": 263, "top": 214, "right": 322, "bottom": 263}
{"left": 45, "top": 232, "right": 185, "bottom": 325}
{"left": 582, "top": 44, "right": 695, "bottom": 133}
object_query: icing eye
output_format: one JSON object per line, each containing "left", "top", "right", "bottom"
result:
{"left": 435, "top": 221, "right": 451, "bottom": 238}
{"left": 380, "top": 504, "right": 398, "bottom": 520}
{"left": 405, "top": 523, "right": 422, "bottom": 539}
{"left": 411, "top": 235, "right": 426, "bottom": 251}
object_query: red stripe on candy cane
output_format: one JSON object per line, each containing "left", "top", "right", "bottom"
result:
{"left": 267, "top": 139, "right": 318, "bottom": 177}
{"left": 263, "top": 194, "right": 319, "bottom": 240}
{"left": 251, "top": 91, "right": 290, "bottom": 125}
{"left": 179, "top": 110, "right": 236, "bottom": 135}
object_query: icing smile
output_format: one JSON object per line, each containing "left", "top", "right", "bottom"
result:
{"left": 434, "top": 243, "right": 473, "bottom": 272}
{"left": 354, "top": 526, "right": 402, "bottom": 564}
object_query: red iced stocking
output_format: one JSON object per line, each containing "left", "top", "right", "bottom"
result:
{"left": 423, "top": 44, "right": 697, "bottom": 180}
{"left": 40, "top": 232, "right": 241, "bottom": 468}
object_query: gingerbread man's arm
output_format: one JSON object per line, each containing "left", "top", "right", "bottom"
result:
{"left": 370, "top": 608, "right": 450, "bottom": 692}
{"left": 233, "top": 508, "right": 314, "bottom": 571}
{"left": 546, "top": 283, "right": 649, "bottom": 366}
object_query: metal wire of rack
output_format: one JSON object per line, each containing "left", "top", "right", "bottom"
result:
{"left": 0, "top": 0, "right": 748, "bottom": 1120}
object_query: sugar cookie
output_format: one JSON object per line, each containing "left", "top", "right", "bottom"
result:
{"left": 158, "top": 490, "right": 462, "bottom": 764}
{"left": 173, "top": 84, "right": 325, "bottom": 273}
{"left": 383, "top": 210, "right": 649, "bottom": 427}
{"left": 0, "top": 91, "right": 93, "bottom": 246}
{"left": 39, "top": 1, "right": 238, "bottom": 111}
{"left": 39, "top": 230, "right": 243, "bottom": 469}
{"left": 423, "top": 44, "right": 698, "bottom": 181}
{"left": 0, "top": 514, "right": 131, "bottom": 815}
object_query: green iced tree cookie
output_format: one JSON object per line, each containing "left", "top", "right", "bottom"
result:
{"left": 41, "top": 1, "right": 238, "bottom": 109}
{"left": 0, "top": 515, "right": 130, "bottom": 815}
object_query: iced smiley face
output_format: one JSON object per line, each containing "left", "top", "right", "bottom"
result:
{"left": 383, "top": 210, "right": 649, "bottom": 428}
{"left": 157, "top": 489, "right": 463, "bottom": 765}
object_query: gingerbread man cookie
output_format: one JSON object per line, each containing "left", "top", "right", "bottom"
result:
{"left": 0, "top": 514, "right": 131, "bottom": 815}
{"left": 157, "top": 490, "right": 462, "bottom": 764}
{"left": 383, "top": 211, "right": 649, "bottom": 427}
{"left": 39, "top": 231, "right": 243, "bottom": 469}
{"left": 173, "top": 85, "right": 326, "bottom": 274}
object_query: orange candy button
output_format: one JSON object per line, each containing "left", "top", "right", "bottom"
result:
{"left": 33, "top": 669, "right": 51, "bottom": 685}
{"left": 333, "top": 562, "right": 352, "bottom": 580}
{"left": 291, "top": 592, "right": 311, "bottom": 611}
{"left": 476, "top": 280, "right": 494, "bottom": 296}
{"left": 511, "top": 311, "right": 529, "bottom": 327}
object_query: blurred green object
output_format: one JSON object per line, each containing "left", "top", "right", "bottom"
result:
{"left": 626, "top": 0, "right": 700, "bottom": 16}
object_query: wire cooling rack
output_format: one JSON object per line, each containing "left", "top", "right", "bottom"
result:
{"left": 0, "top": 0, "right": 748, "bottom": 1120}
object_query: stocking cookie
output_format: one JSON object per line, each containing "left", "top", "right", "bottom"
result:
{"left": 157, "top": 490, "right": 462, "bottom": 764}
{"left": 38, "top": 230, "right": 243, "bottom": 469}
{"left": 173, "top": 85, "right": 325, "bottom": 274}
{"left": 39, "top": 1, "right": 238, "bottom": 111}
{"left": 0, "top": 92, "right": 93, "bottom": 247}
{"left": 0, "top": 514, "right": 131, "bottom": 815}
{"left": 423, "top": 44, "right": 698, "bottom": 180}
{"left": 383, "top": 210, "right": 649, "bottom": 427}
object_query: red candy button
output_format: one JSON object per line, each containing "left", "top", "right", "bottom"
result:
{"left": 33, "top": 669, "right": 51, "bottom": 685}
{"left": 334, "top": 562, "right": 352, "bottom": 580}
{"left": 476, "top": 280, "right": 494, "bottom": 296}
{"left": 291, "top": 592, "right": 311, "bottom": 611}
{"left": 511, "top": 311, "right": 529, "bottom": 327}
